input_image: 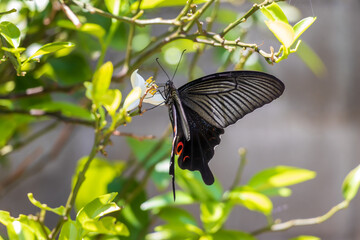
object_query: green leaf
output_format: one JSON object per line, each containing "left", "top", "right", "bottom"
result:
{"left": 342, "top": 164, "right": 360, "bottom": 201}
{"left": 157, "top": 207, "right": 197, "bottom": 226}
{"left": 25, "top": 42, "right": 75, "bottom": 63}
{"left": 261, "top": 187, "right": 292, "bottom": 197}
{"left": 105, "top": 0, "right": 122, "bottom": 15}
{"left": 29, "top": 101, "right": 93, "bottom": 120}
{"left": 200, "top": 202, "right": 232, "bottom": 233}
{"left": 82, "top": 216, "right": 129, "bottom": 236}
{"left": 126, "top": 138, "right": 171, "bottom": 169}
{"left": 73, "top": 157, "right": 125, "bottom": 210}
{"left": 58, "top": 220, "right": 82, "bottom": 240}
{"left": 57, "top": 21, "right": 106, "bottom": 42}
{"left": 77, "top": 193, "right": 121, "bottom": 224}
{"left": 7, "top": 220, "right": 36, "bottom": 240}
{"left": 112, "top": 178, "right": 149, "bottom": 240}
{"left": 147, "top": 223, "right": 202, "bottom": 240}
{"left": 260, "top": 2, "right": 288, "bottom": 23}
{"left": 293, "top": 17, "right": 316, "bottom": 44}
{"left": 27, "top": 193, "right": 65, "bottom": 216}
{"left": 175, "top": 160, "right": 223, "bottom": 202}
{"left": 48, "top": 53, "right": 92, "bottom": 85}
{"left": 132, "top": 0, "right": 208, "bottom": 10}
{"left": 141, "top": 191, "right": 195, "bottom": 211}
{"left": 18, "top": 215, "right": 51, "bottom": 239}
{"left": 0, "top": 210, "right": 13, "bottom": 226}
{"left": 226, "top": 186, "right": 273, "bottom": 215}
{"left": 264, "top": 20, "right": 294, "bottom": 48}
{"left": 248, "top": 166, "right": 316, "bottom": 192}
{"left": 102, "top": 89, "right": 122, "bottom": 116}
{"left": 289, "top": 236, "right": 320, "bottom": 240}
{"left": 91, "top": 61, "right": 114, "bottom": 106}
{"left": 0, "top": 21, "right": 21, "bottom": 48}
{"left": 0, "top": 115, "right": 34, "bottom": 148}
{"left": 296, "top": 41, "right": 326, "bottom": 78}
{"left": 211, "top": 229, "right": 257, "bottom": 240}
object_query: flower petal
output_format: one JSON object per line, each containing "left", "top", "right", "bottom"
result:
{"left": 130, "top": 69, "right": 146, "bottom": 94}
{"left": 143, "top": 93, "right": 165, "bottom": 105}
{"left": 124, "top": 87, "right": 142, "bottom": 111}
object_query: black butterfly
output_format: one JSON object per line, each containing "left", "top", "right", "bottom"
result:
{"left": 163, "top": 71, "right": 284, "bottom": 199}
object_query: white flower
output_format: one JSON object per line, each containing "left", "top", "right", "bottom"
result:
{"left": 126, "top": 69, "right": 165, "bottom": 111}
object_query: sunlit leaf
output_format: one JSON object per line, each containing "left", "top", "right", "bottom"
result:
{"left": 77, "top": 193, "right": 121, "bottom": 225}
{"left": 200, "top": 202, "right": 232, "bottom": 233}
{"left": 0, "top": 115, "right": 34, "bottom": 148}
{"left": 0, "top": 210, "right": 13, "bottom": 226}
{"left": 211, "top": 229, "right": 257, "bottom": 240}
{"left": 261, "top": 187, "right": 292, "bottom": 197}
{"left": 265, "top": 20, "right": 294, "bottom": 48}
{"left": 57, "top": 21, "right": 106, "bottom": 42}
{"left": 289, "top": 236, "right": 320, "bottom": 240}
{"left": 260, "top": 2, "right": 288, "bottom": 23}
{"left": 141, "top": 191, "right": 195, "bottom": 211}
{"left": 0, "top": 21, "right": 21, "bottom": 48}
{"left": 293, "top": 17, "right": 316, "bottom": 44}
{"left": 342, "top": 164, "right": 360, "bottom": 201}
{"left": 102, "top": 89, "right": 122, "bottom": 116}
{"left": 105, "top": 0, "right": 122, "bottom": 15}
{"left": 248, "top": 166, "right": 316, "bottom": 192}
{"left": 226, "top": 186, "right": 273, "bottom": 215}
{"left": 82, "top": 216, "right": 129, "bottom": 236}
{"left": 27, "top": 193, "right": 65, "bottom": 216}
{"left": 147, "top": 223, "right": 202, "bottom": 240}
{"left": 7, "top": 221, "right": 36, "bottom": 240}
{"left": 296, "top": 40, "right": 326, "bottom": 78}
{"left": 58, "top": 220, "right": 82, "bottom": 240}
{"left": 26, "top": 42, "right": 75, "bottom": 62}
{"left": 157, "top": 207, "right": 197, "bottom": 226}
{"left": 74, "top": 157, "right": 125, "bottom": 210}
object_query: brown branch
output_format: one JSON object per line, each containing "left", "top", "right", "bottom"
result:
{"left": 113, "top": 130, "right": 155, "bottom": 141}
{"left": 220, "top": 0, "right": 286, "bottom": 37}
{"left": 59, "top": 0, "right": 82, "bottom": 28}
{"left": 0, "top": 148, "right": 43, "bottom": 192}
{"left": 0, "top": 108, "right": 95, "bottom": 127}
{"left": 0, "top": 84, "right": 83, "bottom": 100}
{"left": 0, "top": 124, "right": 75, "bottom": 198}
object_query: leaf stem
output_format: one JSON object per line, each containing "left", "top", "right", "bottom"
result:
{"left": 251, "top": 200, "right": 350, "bottom": 235}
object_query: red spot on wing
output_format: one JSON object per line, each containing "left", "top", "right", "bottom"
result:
{"left": 183, "top": 156, "right": 190, "bottom": 162}
{"left": 176, "top": 142, "right": 183, "bottom": 156}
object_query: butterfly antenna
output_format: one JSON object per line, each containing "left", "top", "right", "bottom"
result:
{"left": 156, "top": 58, "right": 171, "bottom": 81}
{"left": 171, "top": 49, "right": 186, "bottom": 81}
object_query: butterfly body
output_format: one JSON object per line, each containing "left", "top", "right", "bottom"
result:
{"left": 164, "top": 71, "right": 285, "bottom": 197}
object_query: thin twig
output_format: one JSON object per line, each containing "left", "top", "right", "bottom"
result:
{"left": 113, "top": 130, "right": 155, "bottom": 141}
{"left": 251, "top": 200, "right": 350, "bottom": 235}
{"left": 221, "top": 0, "right": 286, "bottom": 37}
{"left": 59, "top": 0, "right": 82, "bottom": 28}
{"left": 0, "top": 148, "right": 43, "bottom": 192}
{"left": 229, "top": 148, "right": 247, "bottom": 190}
{"left": 0, "top": 121, "right": 59, "bottom": 157}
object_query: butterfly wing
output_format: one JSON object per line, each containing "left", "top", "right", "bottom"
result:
{"left": 170, "top": 102, "right": 224, "bottom": 186}
{"left": 178, "top": 71, "right": 285, "bottom": 129}
{"left": 169, "top": 71, "right": 284, "bottom": 191}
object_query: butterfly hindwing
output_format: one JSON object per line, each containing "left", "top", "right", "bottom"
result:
{"left": 178, "top": 71, "right": 285, "bottom": 128}
{"left": 173, "top": 104, "right": 224, "bottom": 185}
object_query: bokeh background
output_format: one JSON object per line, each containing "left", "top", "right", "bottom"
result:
{"left": 0, "top": 0, "right": 359, "bottom": 239}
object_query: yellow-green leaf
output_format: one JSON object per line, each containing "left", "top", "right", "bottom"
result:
{"left": 26, "top": 42, "right": 75, "bottom": 61}
{"left": 265, "top": 20, "right": 294, "bottom": 48}
{"left": 342, "top": 164, "right": 360, "bottom": 201}
{"left": 226, "top": 187, "right": 273, "bottom": 215}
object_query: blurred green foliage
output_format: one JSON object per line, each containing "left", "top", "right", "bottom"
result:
{"left": 0, "top": 0, "right": 357, "bottom": 240}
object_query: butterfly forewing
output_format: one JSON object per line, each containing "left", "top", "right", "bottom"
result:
{"left": 178, "top": 71, "right": 285, "bottom": 128}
